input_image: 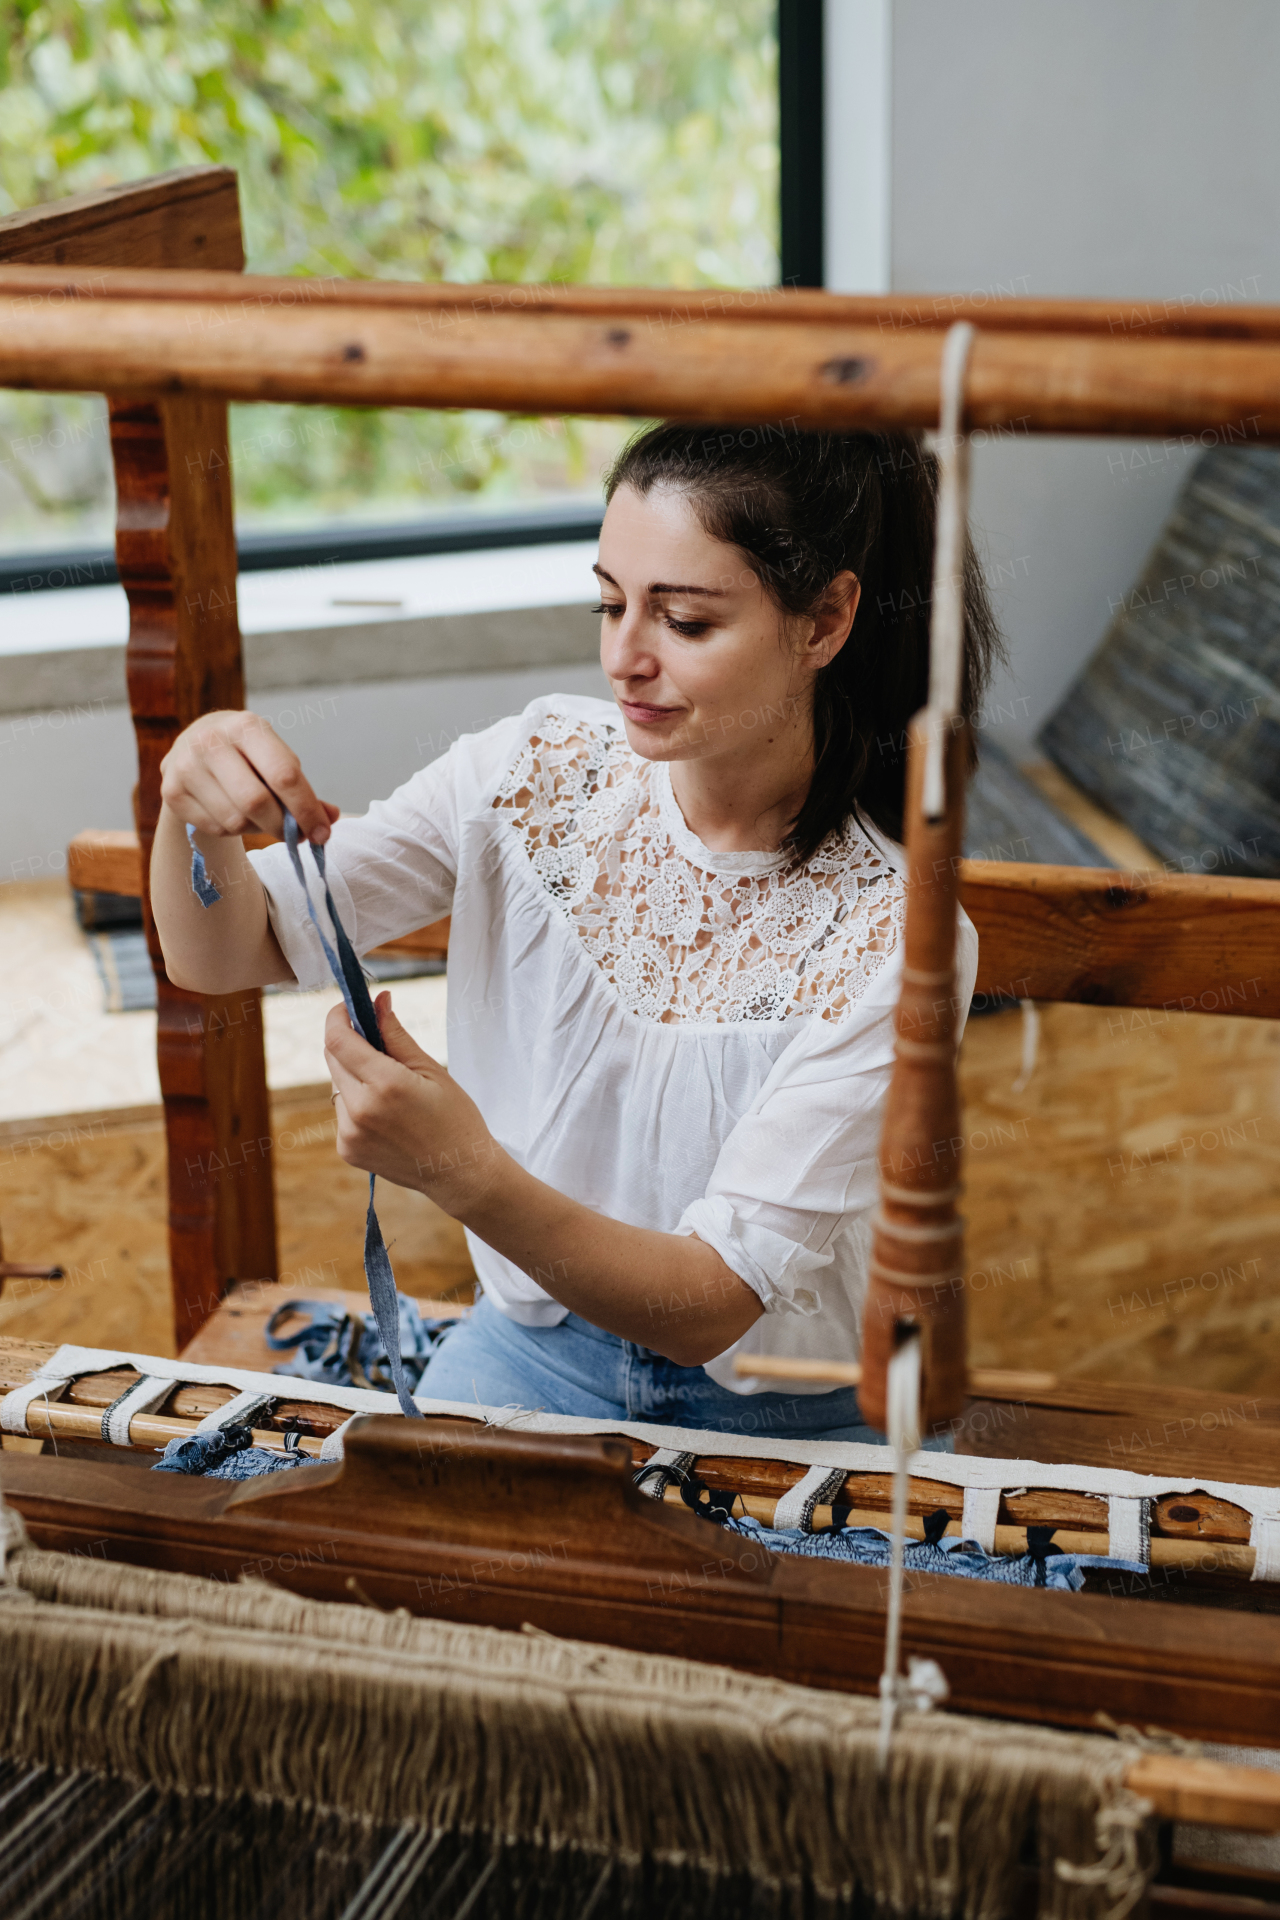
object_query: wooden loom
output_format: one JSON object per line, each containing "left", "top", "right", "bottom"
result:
{"left": 3, "top": 168, "right": 1280, "bottom": 1908}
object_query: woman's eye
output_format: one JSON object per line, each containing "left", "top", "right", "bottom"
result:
{"left": 665, "top": 615, "right": 710, "bottom": 638}
{"left": 591, "top": 601, "right": 625, "bottom": 619}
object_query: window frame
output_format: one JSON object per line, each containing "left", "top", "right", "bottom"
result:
{"left": 2, "top": 12, "right": 820, "bottom": 596}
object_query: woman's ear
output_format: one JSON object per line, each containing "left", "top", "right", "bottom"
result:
{"left": 804, "top": 571, "right": 861, "bottom": 670}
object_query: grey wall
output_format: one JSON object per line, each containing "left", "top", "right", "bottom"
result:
{"left": 834, "top": 0, "right": 1280, "bottom": 751}
{"left": 0, "top": 659, "right": 611, "bottom": 885}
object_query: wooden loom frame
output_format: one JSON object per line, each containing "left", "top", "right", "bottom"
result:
{"left": 3, "top": 164, "right": 1280, "bottom": 1369}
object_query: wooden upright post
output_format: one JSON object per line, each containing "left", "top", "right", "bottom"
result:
{"left": 0, "top": 169, "right": 277, "bottom": 1347}
{"left": 858, "top": 715, "right": 971, "bottom": 1434}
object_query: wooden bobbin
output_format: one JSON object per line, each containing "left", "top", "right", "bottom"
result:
{"left": 860, "top": 713, "right": 972, "bottom": 1433}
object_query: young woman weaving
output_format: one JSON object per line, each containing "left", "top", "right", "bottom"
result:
{"left": 152, "top": 425, "right": 998, "bottom": 1444}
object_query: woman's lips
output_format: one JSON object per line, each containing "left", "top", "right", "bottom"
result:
{"left": 620, "top": 699, "right": 682, "bottom": 724}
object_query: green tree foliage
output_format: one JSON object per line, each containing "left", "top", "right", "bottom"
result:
{"left": 0, "top": 0, "right": 777, "bottom": 545}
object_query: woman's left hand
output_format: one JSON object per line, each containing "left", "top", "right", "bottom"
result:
{"left": 324, "top": 993, "right": 500, "bottom": 1217}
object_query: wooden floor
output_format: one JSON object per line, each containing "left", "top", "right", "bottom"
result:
{"left": 1, "top": 1001, "right": 1275, "bottom": 1388}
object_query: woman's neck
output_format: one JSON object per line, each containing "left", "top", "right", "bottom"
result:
{"left": 666, "top": 734, "right": 815, "bottom": 854}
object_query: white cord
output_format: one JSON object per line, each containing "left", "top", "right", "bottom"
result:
{"left": 1011, "top": 997, "right": 1040, "bottom": 1093}
{"left": 922, "top": 321, "right": 976, "bottom": 821}
{"left": 877, "top": 1329, "right": 922, "bottom": 1766}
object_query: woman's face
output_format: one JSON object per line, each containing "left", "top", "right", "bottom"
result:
{"left": 595, "top": 482, "right": 856, "bottom": 766}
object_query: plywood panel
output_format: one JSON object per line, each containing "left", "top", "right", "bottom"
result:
{"left": 959, "top": 1002, "right": 1280, "bottom": 1395}
{"left": 0, "top": 1090, "right": 474, "bottom": 1356}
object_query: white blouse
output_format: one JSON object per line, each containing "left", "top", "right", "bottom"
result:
{"left": 249, "top": 694, "right": 978, "bottom": 1394}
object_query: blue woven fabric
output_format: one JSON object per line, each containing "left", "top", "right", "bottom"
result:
{"left": 152, "top": 1423, "right": 303, "bottom": 1481}
{"left": 721, "top": 1515, "right": 1150, "bottom": 1592}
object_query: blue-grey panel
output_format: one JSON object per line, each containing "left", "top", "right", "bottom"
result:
{"left": 965, "top": 737, "right": 1108, "bottom": 868}
{"left": 1039, "top": 447, "right": 1280, "bottom": 878}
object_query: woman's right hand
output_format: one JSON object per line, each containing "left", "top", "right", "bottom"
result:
{"left": 159, "top": 709, "right": 340, "bottom": 845}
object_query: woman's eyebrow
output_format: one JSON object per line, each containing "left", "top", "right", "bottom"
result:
{"left": 591, "top": 564, "right": 726, "bottom": 597}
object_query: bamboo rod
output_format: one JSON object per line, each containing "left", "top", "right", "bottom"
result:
{"left": 2, "top": 264, "right": 1280, "bottom": 341}
{"left": 732, "top": 1354, "right": 1058, "bottom": 1396}
{"left": 659, "top": 1485, "right": 1255, "bottom": 1574}
{"left": 1125, "top": 1753, "right": 1280, "bottom": 1833}
{"left": 1, "top": 284, "right": 1279, "bottom": 435}
{"left": 23, "top": 1399, "right": 325, "bottom": 1458}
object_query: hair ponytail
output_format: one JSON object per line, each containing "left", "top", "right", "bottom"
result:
{"left": 604, "top": 423, "right": 1002, "bottom": 860}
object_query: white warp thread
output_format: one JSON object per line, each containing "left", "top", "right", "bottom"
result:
{"left": 1107, "top": 1496, "right": 1151, "bottom": 1567}
{"left": 961, "top": 1485, "right": 1002, "bottom": 1553}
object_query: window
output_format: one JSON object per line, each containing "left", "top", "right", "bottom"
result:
{"left": 0, "top": 1, "right": 779, "bottom": 566}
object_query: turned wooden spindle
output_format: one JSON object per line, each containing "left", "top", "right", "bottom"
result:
{"left": 858, "top": 711, "right": 971, "bottom": 1433}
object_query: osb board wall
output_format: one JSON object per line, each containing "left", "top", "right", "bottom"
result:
{"left": 0, "top": 1088, "right": 476, "bottom": 1359}
{"left": 959, "top": 1002, "right": 1280, "bottom": 1395}
{"left": 0, "top": 1012, "right": 1275, "bottom": 1390}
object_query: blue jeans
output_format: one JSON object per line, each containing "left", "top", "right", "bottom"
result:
{"left": 418, "top": 1292, "right": 924, "bottom": 1447}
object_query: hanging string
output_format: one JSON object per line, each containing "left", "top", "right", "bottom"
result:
{"left": 877, "top": 1328, "right": 921, "bottom": 1765}
{"left": 185, "top": 818, "right": 423, "bottom": 1421}
{"left": 921, "top": 321, "right": 976, "bottom": 822}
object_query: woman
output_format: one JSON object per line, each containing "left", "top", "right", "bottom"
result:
{"left": 152, "top": 423, "right": 999, "bottom": 1444}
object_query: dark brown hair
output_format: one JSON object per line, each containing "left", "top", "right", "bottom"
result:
{"left": 604, "top": 421, "right": 1003, "bottom": 861}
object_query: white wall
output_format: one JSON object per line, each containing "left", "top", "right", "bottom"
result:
{"left": 826, "top": 0, "right": 1280, "bottom": 750}
{"left": 0, "top": 662, "right": 611, "bottom": 886}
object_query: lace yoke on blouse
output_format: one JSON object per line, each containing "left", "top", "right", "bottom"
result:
{"left": 491, "top": 709, "right": 905, "bottom": 1026}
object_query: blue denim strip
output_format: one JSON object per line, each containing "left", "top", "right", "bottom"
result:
{"left": 186, "top": 810, "right": 422, "bottom": 1420}
{"left": 185, "top": 823, "right": 223, "bottom": 907}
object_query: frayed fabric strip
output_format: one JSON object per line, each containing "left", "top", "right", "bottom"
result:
{"left": 195, "top": 1390, "right": 276, "bottom": 1436}
{"left": 180, "top": 809, "right": 422, "bottom": 1424}
{"left": 185, "top": 823, "right": 222, "bottom": 907}
{"left": 775, "top": 1465, "right": 847, "bottom": 1534}
{"left": 100, "top": 1374, "right": 175, "bottom": 1447}
{"left": 635, "top": 1448, "right": 695, "bottom": 1499}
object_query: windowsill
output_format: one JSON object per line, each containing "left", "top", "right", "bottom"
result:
{"left": 0, "top": 540, "right": 601, "bottom": 715}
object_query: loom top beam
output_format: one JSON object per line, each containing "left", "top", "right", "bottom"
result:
{"left": 2, "top": 273, "right": 1280, "bottom": 436}
{"left": 3, "top": 260, "right": 1280, "bottom": 341}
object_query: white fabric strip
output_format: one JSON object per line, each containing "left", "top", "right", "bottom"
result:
{"left": 1107, "top": 1495, "right": 1151, "bottom": 1566}
{"left": 11, "top": 1345, "right": 1280, "bottom": 1534}
{"left": 319, "top": 1417, "right": 353, "bottom": 1463}
{"left": 101, "top": 1374, "right": 174, "bottom": 1447}
{"left": 1249, "top": 1515, "right": 1280, "bottom": 1584}
{"left": 773, "top": 1465, "right": 847, "bottom": 1534}
{"left": 0, "top": 1364, "right": 74, "bottom": 1437}
{"left": 960, "top": 1486, "right": 1002, "bottom": 1554}
{"left": 634, "top": 1448, "right": 695, "bottom": 1499}
{"left": 194, "top": 1390, "right": 276, "bottom": 1436}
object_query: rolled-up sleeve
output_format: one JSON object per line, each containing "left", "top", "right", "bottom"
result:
{"left": 675, "top": 910, "right": 979, "bottom": 1319}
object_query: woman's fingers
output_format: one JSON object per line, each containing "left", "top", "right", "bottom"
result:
{"left": 160, "top": 710, "right": 336, "bottom": 844}
{"left": 374, "top": 993, "right": 441, "bottom": 1072}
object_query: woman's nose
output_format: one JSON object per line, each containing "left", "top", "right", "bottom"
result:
{"left": 601, "top": 608, "right": 660, "bottom": 682}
